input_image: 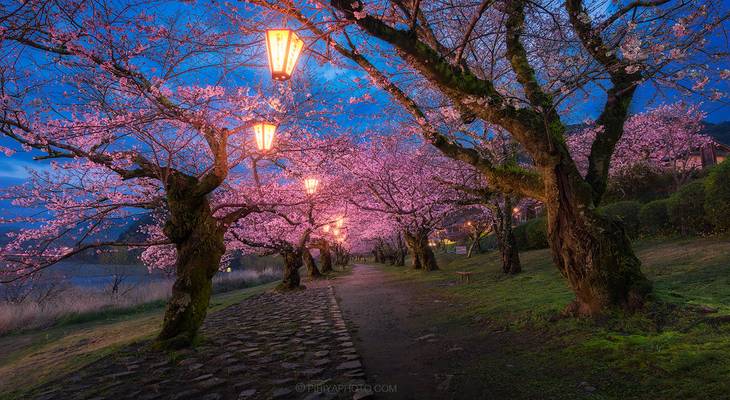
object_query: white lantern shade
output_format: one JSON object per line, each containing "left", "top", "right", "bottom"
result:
{"left": 253, "top": 122, "right": 276, "bottom": 152}
{"left": 265, "top": 29, "right": 304, "bottom": 81}
{"left": 304, "top": 177, "right": 319, "bottom": 195}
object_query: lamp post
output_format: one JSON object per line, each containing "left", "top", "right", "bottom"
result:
{"left": 265, "top": 29, "right": 304, "bottom": 81}
{"left": 304, "top": 177, "right": 319, "bottom": 195}
{"left": 252, "top": 122, "right": 276, "bottom": 152}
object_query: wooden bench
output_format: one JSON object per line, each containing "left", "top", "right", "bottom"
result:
{"left": 455, "top": 271, "right": 473, "bottom": 283}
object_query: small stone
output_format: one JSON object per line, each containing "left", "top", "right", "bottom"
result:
{"left": 171, "top": 389, "right": 201, "bottom": 400}
{"left": 353, "top": 389, "right": 373, "bottom": 400}
{"left": 339, "top": 342, "right": 354, "bottom": 348}
{"left": 188, "top": 363, "right": 204, "bottom": 371}
{"left": 192, "top": 374, "right": 214, "bottom": 382}
{"left": 414, "top": 333, "right": 436, "bottom": 341}
{"left": 271, "top": 378, "right": 295, "bottom": 385}
{"left": 238, "top": 389, "right": 256, "bottom": 398}
{"left": 342, "top": 354, "right": 359, "bottom": 361}
{"left": 447, "top": 346, "right": 463, "bottom": 352}
{"left": 313, "top": 358, "right": 331, "bottom": 367}
{"left": 201, "top": 394, "right": 222, "bottom": 400}
{"left": 336, "top": 360, "right": 362, "bottom": 370}
{"left": 281, "top": 362, "right": 299, "bottom": 369}
{"left": 313, "top": 350, "right": 329, "bottom": 358}
{"left": 271, "top": 388, "right": 293, "bottom": 398}
{"left": 197, "top": 377, "right": 226, "bottom": 390}
{"left": 300, "top": 368, "right": 324, "bottom": 377}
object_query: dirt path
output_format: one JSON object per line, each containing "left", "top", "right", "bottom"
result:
{"left": 333, "top": 264, "right": 496, "bottom": 400}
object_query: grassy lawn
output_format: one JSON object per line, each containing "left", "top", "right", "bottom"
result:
{"left": 376, "top": 236, "right": 730, "bottom": 399}
{"left": 0, "top": 282, "right": 275, "bottom": 398}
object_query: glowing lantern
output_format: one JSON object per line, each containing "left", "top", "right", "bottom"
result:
{"left": 265, "top": 29, "right": 304, "bottom": 81}
{"left": 323, "top": 225, "right": 330, "bottom": 233}
{"left": 252, "top": 122, "right": 276, "bottom": 152}
{"left": 304, "top": 177, "right": 319, "bottom": 195}
{"left": 512, "top": 207, "right": 520, "bottom": 214}
{"left": 336, "top": 217, "right": 344, "bottom": 228}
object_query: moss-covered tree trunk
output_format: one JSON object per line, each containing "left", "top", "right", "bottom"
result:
{"left": 492, "top": 197, "right": 521, "bottom": 275}
{"left": 404, "top": 230, "right": 438, "bottom": 271}
{"left": 545, "top": 162, "right": 652, "bottom": 316}
{"left": 158, "top": 176, "right": 225, "bottom": 348}
{"left": 303, "top": 247, "right": 322, "bottom": 279}
{"left": 279, "top": 248, "right": 303, "bottom": 290}
{"left": 319, "top": 240, "right": 333, "bottom": 273}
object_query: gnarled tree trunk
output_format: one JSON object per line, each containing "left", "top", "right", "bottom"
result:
{"left": 545, "top": 163, "right": 652, "bottom": 316}
{"left": 279, "top": 248, "right": 303, "bottom": 290}
{"left": 303, "top": 247, "right": 322, "bottom": 279}
{"left": 403, "top": 230, "right": 438, "bottom": 271}
{"left": 317, "top": 240, "right": 333, "bottom": 273}
{"left": 492, "top": 196, "right": 521, "bottom": 275}
{"left": 158, "top": 177, "right": 225, "bottom": 348}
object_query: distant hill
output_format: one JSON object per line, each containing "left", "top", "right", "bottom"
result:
{"left": 702, "top": 121, "right": 730, "bottom": 146}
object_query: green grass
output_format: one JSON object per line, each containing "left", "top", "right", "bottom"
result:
{"left": 376, "top": 236, "right": 730, "bottom": 399}
{"left": 0, "top": 282, "right": 276, "bottom": 399}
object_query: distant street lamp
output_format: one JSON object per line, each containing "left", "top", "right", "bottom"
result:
{"left": 304, "top": 177, "right": 319, "bottom": 195}
{"left": 252, "top": 122, "right": 276, "bottom": 152}
{"left": 265, "top": 29, "right": 304, "bottom": 81}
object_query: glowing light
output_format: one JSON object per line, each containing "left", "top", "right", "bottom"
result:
{"left": 265, "top": 29, "right": 304, "bottom": 81}
{"left": 252, "top": 122, "right": 276, "bottom": 152}
{"left": 513, "top": 207, "right": 520, "bottom": 213}
{"left": 304, "top": 177, "right": 319, "bottom": 195}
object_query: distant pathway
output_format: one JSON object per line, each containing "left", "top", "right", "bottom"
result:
{"left": 30, "top": 284, "right": 370, "bottom": 400}
{"left": 332, "top": 264, "right": 474, "bottom": 400}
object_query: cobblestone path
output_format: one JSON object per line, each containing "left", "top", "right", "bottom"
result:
{"left": 30, "top": 285, "right": 370, "bottom": 400}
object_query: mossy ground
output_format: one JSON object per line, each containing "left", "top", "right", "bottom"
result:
{"left": 375, "top": 236, "right": 730, "bottom": 399}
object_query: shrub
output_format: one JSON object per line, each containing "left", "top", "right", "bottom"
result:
{"left": 667, "top": 180, "right": 708, "bottom": 235}
{"left": 513, "top": 221, "right": 529, "bottom": 249}
{"left": 704, "top": 160, "right": 730, "bottom": 232}
{"left": 605, "top": 164, "right": 676, "bottom": 203}
{"left": 600, "top": 201, "right": 642, "bottom": 238}
{"left": 524, "top": 217, "right": 549, "bottom": 249}
{"left": 639, "top": 199, "right": 672, "bottom": 236}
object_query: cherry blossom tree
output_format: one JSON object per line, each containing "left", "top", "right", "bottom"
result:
{"left": 225, "top": 135, "right": 353, "bottom": 289}
{"left": 242, "top": 0, "right": 727, "bottom": 315}
{"left": 0, "top": 1, "right": 344, "bottom": 346}
{"left": 568, "top": 102, "right": 711, "bottom": 190}
{"left": 342, "top": 137, "right": 467, "bottom": 271}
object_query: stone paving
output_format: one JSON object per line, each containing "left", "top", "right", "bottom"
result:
{"left": 30, "top": 285, "right": 371, "bottom": 400}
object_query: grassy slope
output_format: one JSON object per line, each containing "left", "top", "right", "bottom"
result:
{"left": 0, "top": 282, "right": 275, "bottom": 398}
{"left": 376, "top": 237, "right": 730, "bottom": 400}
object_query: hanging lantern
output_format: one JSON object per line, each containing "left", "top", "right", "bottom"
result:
{"left": 265, "top": 29, "right": 304, "bottom": 81}
{"left": 252, "top": 122, "right": 276, "bottom": 152}
{"left": 304, "top": 177, "right": 319, "bottom": 195}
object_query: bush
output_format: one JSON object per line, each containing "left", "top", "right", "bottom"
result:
{"left": 513, "top": 221, "right": 529, "bottom": 249}
{"left": 704, "top": 160, "right": 730, "bottom": 232}
{"left": 639, "top": 199, "right": 672, "bottom": 236}
{"left": 604, "top": 164, "right": 676, "bottom": 203}
{"left": 600, "top": 201, "right": 642, "bottom": 238}
{"left": 667, "top": 180, "right": 708, "bottom": 235}
{"left": 524, "top": 217, "right": 549, "bottom": 249}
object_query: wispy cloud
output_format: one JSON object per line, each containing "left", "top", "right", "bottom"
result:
{"left": 0, "top": 159, "right": 49, "bottom": 179}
